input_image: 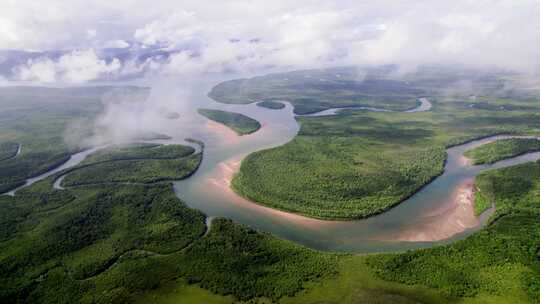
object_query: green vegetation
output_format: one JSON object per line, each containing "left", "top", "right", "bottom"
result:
{"left": 464, "top": 138, "right": 540, "bottom": 165}
{"left": 474, "top": 189, "right": 491, "bottom": 215}
{"left": 3, "top": 68, "right": 540, "bottom": 304}
{"left": 0, "top": 183, "right": 206, "bottom": 303}
{"left": 0, "top": 86, "right": 149, "bottom": 193}
{"left": 63, "top": 153, "right": 202, "bottom": 186}
{"left": 81, "top": 143, "right": 195, "bottom": 164}
{"left": 0, "top": 182, "right": 337, "bottom": 303}
{"left": 257, "top": 100, "right": 286, "bottom": 110}
{"left": 224, "top": 67, "right": 540, "bottom": 220}
{"left": 62, "top": 144, "right": 201, "bottom": 186}
{"left": 233, "top": 134, "right": 446, "bottom": 219}
{"left": 366, "top": 160, "right": 540, "bottom": 303}
{"left": 0, "top": 137, "right": 339, "bottom": 303}
{"left": 198, "top": 108, "right": 261, "bottom": 135}
{"left": 209, "top": 67, "right": 423, "bottom": 114}
{"left": 174, "top": 218, "right": 337, "bottom": 301}
{"left": 140, "top": 248, "right": 534, "bottom": 304}
{"left": 231, "top": 107, "right": 540, "bottom": 219}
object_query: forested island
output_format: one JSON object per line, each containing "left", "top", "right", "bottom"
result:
{"left": 198, "top": 108, "right": 261, "bottom": 135}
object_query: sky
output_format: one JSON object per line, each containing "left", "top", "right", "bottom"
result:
{"left": 1, "top": 0, "right": 540, "bottom": 83}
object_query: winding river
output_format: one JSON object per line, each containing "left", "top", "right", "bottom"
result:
{"left": 4, "top": 82, "right": 540, "bottom": 253}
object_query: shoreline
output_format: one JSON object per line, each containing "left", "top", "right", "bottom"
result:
{"left": 202, "top": 132, "right": 540, "bottom": 246}
{"left": 376, "top": 179, "right": 479, "bottom": 242}
{"left": 209, "top": 153, "right": 484, "bottom": 242}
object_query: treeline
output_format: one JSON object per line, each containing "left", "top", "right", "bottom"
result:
{"left": 464, "top": 138, "right": 540, "bottom": 164}
{"left": 197, "top": 108, "right": 261, "bottom": 135}
{"left": 256, "top": 100, "right": 285, "bottom": 110}
{"left": 81, "top": 143, "right": 195, "bottom": 164}
{"left": 63, "top": 153, "right": 202, "bottom": 186}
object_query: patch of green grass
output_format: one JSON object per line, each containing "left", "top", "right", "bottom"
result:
{"left": 198, "top": 108, "right": 261, "bottom": 135}
{"left": 134, "top": 280, "right": 235, "bottom": 304}
{"left": 257, "top": 100, "right": 286, "bottom": 110}
{"left": 464, "top": 138, "right": 540, "bottom": 165}
{"left": 282, "top": 256, "right": 454, "bottom": 304}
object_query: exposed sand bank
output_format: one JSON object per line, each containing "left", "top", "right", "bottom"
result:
{"left": 377, "top": 179, "right": 479, "bottom": 242}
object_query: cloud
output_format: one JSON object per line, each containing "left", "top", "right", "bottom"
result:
{"left": 103, "top": 40, "right": 130, "bottom": 49}
{"left": 134, "top": 11, "right": 202, "bottom": 48}
{"left": 13, "top": 49, "right": 121, "bottom": 83}
{"left": 1, "top": 0, "right": 540, "bottom": 81}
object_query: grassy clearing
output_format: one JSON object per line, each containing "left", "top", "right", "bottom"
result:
{"left": 198, "top": 108, "right": 261, "bottom": 135}
{"left": 464, "top": 138, "right": 540, "bottom": 164}
{"left": 256, "top": 100, "right": 286, "bottom": 110}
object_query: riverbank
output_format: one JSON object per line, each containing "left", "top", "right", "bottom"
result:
{"left": 378, "top": 179, "right": 481, "bottom": 242}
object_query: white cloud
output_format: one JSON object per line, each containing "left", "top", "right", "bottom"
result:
{"left": 1, "top": 0, "right": 540, "bottom": 81}
{"left": 133, "top": 11, "right": 202, "bottom": 47}
{"left": 103, "top": 40, "right": 130, "bottom": 49}
{"left": 13, "top": 49, "right": 121, "bottom": 83}
{"left": 0, "top": 17, "right": 20, "bottom": 46}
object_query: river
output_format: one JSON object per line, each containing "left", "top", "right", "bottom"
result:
{"left": 4, "top": 82, "right": 540, "bottom": 253}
